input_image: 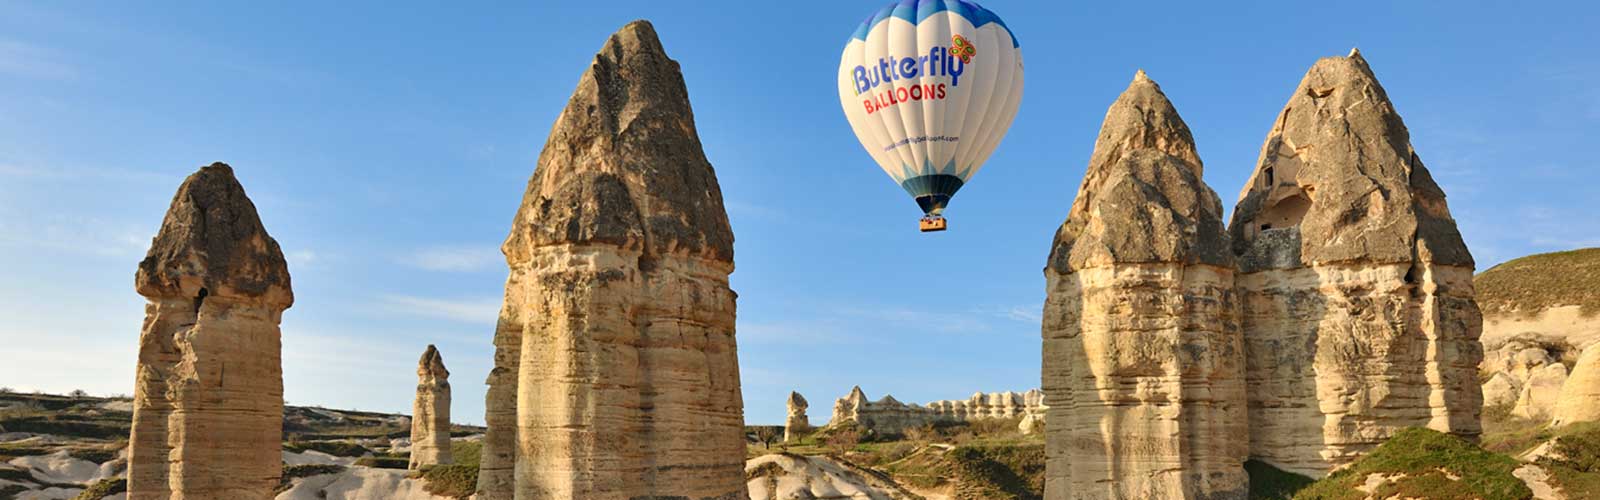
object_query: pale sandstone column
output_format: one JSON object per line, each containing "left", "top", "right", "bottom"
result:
{"left": 410, "top": 344, "right": 453, "bottom": 469}
{"left": 1230, "top": 50, "right": 1483, "bottom": 477}
{"left": 785, "top": 392, "right": 809, "bottom": 442}
{"left": 1042, "top": 72, "right": 1248, "bottom": 500}
{"left": 128, "top": 162, "right": 292, "bottom": 500}
{"left": 478, "top": 20, "right": 747, "bottom": 500}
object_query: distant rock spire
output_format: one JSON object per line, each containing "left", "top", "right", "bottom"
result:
{"left": 128, "top": 162, "right": 291, "bottom": 500}
{"left": 409, "top": 344, "right": 452, "bottom": 469}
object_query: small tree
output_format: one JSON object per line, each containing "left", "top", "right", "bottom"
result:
{"left": 69, "top": 389, "right": 89, "bottom": 398}
{"left": 826, "top": 427, "right": 861, "bottom": 457}
{"left": 754, "top": 426, "right": 780, "bottom": 449}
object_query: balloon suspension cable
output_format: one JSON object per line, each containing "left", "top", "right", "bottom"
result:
{"left": 919, "top": 215, "right": 948, "bottom": 233}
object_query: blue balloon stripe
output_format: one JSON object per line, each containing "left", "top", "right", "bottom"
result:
{"left": 849, "top": 0, "right": 1020, "bottom": 48}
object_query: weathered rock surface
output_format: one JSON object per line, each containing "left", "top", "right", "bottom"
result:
{"left": 1513, "top": 363, "right": 1568, "bottom": 421}
{"left": 276, "top": 466, "right": 449, "bottom": 500}
{"left": 826, "top": 387, "right": 1047, "bottom": 436}
{"left": 128, "top": 162, "right": 293, "bottom": 500}
{"left": 476, "top": 20, "right": 746, "bottom": 500}
{"left": 785, "top": 392, "right": 809, "bottom": 442}
{"left": 1041, "top": 70, "right": 1248, "bottom": 500}
{"left": 744, "top": 454, "right": 917, "bottom": 500}
{"left": 408, "top": 345, "right": 452, "bottom": 470}
{"left": 1553, "top": 344, "right": 1600, "bottom": 425}
{"left": 1229, "top": 50, "right": 1483, "bottom": 477}
{"left": 1482, "top": 373, "right": 1520, "bottom": 408}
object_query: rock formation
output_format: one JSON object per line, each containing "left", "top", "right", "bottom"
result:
{"left": 128, "top": 162, "right": 293, "bottom": 500}
{"left": 1041, "top": 70, "right": 1248, "bottom": 500}
{"left": 1229, "top": 50, "right": 1483, "bottom": 477}
{"left": 1553, "top": 344, "right": 1600, "bottom": 425}
{"left": 409, "top": 344, "right": 452, "bottom": 470}
{"left": 476, "top": 20, "right": 746, "bottom": 500}
{"left": 784, "top": 392, "right": 809, "bottom": 442}
{"left": 825, "top": 387, "right": 1047, "bottom": 436}
{"left": 1474, "top": 248, "right": 1600, "bottom": 352}
{"left": 1513, "top": 363, "right": 1568, "bottom": 421}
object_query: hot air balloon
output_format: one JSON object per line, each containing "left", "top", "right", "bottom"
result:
{"left": 838, "top": 0, "right": 1024, "bottom": 232}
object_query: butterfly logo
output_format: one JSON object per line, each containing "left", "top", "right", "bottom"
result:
{"left": 950, "top": 35, "right": 976, "bottom": 64}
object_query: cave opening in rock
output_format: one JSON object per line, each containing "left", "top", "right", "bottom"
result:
{"left": 1260, "top": 193, "right": 1312, "bottom": 230}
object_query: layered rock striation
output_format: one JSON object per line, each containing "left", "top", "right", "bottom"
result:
{"left": 409, "top": 344, "right": 452, "bottom": 470}
{"left": 1041, "top": 71, "right": 1247, "bottom": 500}
{"left": 476, "top": 20, "right": 747, "bottom": 500}
{"left": 1230, "top": 50, "right": 1483, "bottom": 477}
{"left": 128, "top": 162, "right": 293, "bottom": 500}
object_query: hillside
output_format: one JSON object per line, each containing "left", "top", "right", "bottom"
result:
{"left": 1476, "top": 247, "right": 1600, "bottom": 317}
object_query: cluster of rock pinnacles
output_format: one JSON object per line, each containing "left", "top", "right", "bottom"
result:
{"left": 123, "top": 20, "right": 1487, "bottom": 500}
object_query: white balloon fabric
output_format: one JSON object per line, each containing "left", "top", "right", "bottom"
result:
{"left": 838, "top": 0, "right": 1023, "bottom": 217}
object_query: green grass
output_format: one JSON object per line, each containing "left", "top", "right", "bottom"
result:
{"left": 421, "top": 464, "right": 478, "bottom": 500}
{"left": 944, "top": 444, "right": 1044, "bottom": 500}
{"left": 72, "top": 477, "right": 125, "bottom": 500}
{"left": 1534, "top": 422, "right": 1600, "bottom": 499}
{"left": 450, "top": 440, "right": 482, "bottom": 467}
{"left": 1476, "top": 247, "right": 1600, "bottom": 317}
{"left": 1291, "top": 427, "right": 1530, "bottom": 500}
{"left": 1245, "top": 460, "right": 1315, "bottom": 500}
{"left": 284, "top": 440, "right": 372, "bottom": 457}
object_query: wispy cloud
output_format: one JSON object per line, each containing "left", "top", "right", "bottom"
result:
{"left": 0, "top": 39, "right": 77, "bottom": 81}
{"left": 0, "top": 163, "right": 170, "bottom": 183}
{"left": 286, "top": 249, "right": 318, "bottom": 268}
{"left": 0, "top": 214, "right": 150, "bottom": 258}
{"left": 397, "top": 245, "right": 502, "bottom": 272}
{"left": 378, "top": 294, "right": 500, "bottom": 324}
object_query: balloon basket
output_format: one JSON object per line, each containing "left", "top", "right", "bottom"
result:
{"left": 919, "top": 216, "right": 947, "bottom": 232}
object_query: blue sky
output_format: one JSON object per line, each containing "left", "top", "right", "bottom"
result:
{"left": 0, "top": 1, "right": 1596, "bottom": 425}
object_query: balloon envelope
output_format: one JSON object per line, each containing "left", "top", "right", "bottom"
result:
{"left": 837, "top": 0, "right": 1024, "bottom": 217}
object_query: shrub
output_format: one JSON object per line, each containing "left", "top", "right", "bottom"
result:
{"left": 277, "top": 464, "right": 346, "bottom": 493}
{"left": 72, "top": 477, "right": 126, "bottom": 500}
{"left": 353, "top": 456, "right": 409, "bottom": 469}
{"left": 1535, "top": 422, "right": 1600, "bottom": 499}
{"left": 284, "top": 440, "right": 371, "bottom": 457}
{"left": 0, "top": 467, "right": 34, "bottom": 482}
{"left": 67, "top": 448, "right": 118, "bottom": 464}
{"left": 421, "top": 464, "right": 478, "bottom": 500}
{"left": 1245, "top": 460, "right": 1314, "bottom": 500}
{"left": 825, "top": 426, "right": 862, "bottom": 456}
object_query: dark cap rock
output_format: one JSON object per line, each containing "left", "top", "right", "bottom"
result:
{"left": 1048, "top": 71, "right": 1232, "bottom": 274}
{"left": 503, "top": 20, "right": 733, "bottom": 265}
{"left": 135, "top": 162, "right": 292, "bottom": 307}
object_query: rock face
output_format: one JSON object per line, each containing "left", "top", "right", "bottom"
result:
{"left": 128, "top": 162, "right": 293, "bottom": 500}
{"left": 825, "top": 387, "right": 1048, "bottom": 436}
{"left": 1513, "top": 363, "right": 1568, "bottom": 421}
{"left": 476, "top": 20, "right": 746, "bottom": 500}
{"left": 1553, "top": 344, "right": 1600, "bottom": 425}
{"left": 784, "top": 392, "right": 809, "bottom": 443}
{"left": 408, "top": 345, "right": 452, "bottom": 470}
{"left": 1041, "top": 71, "right": 1247, "bottom": 500}
{"left": 744, "top": 454, "right": 916, "bottom": 500}
{"left": 1229, "top": 50, "right": 1483, "bottom": 477}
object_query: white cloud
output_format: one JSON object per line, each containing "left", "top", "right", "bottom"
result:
{"left": 398, "top": 245, "right": 502, "bottom": 272}
{"left": 0, "top": 214, "right": 150, "bottom": 258}
{"left": 379, "top": 294, "right": 501, "bottom": 324}
{"left": 286, "top": 249, "right": 318, "bottom": 268}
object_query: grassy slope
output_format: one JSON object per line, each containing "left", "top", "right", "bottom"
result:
{"left": 1475, "top": 247, "right": 1600, "bottom": 317}
{"left": 1291, "top": 428, "right": 1530, "bottom": 500}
